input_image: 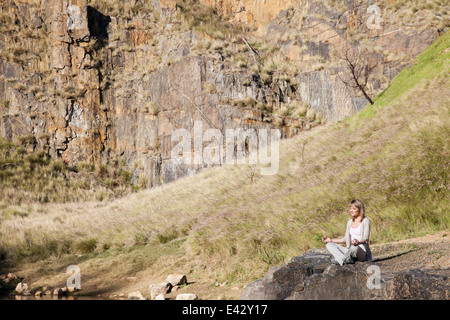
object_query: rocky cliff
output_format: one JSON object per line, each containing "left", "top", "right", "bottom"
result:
{"left": 0, "top": 0, "right": 443, "bottom": 189}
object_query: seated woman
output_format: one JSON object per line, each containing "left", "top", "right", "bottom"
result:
{"left": 322, "top": 199, "right": 372, "bottom": 266}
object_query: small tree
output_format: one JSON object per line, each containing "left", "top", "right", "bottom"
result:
{"left": 336, "top": 45, "right": 378, "bottom": 105}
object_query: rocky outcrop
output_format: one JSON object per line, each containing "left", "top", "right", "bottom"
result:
{"left": 241, "top": 250, "right": 449, "bottom": 300}
{"left": 0, "top": 0, "right": 310, "bottom": 188}
{"left": 199, "top": 0, "right": 298, "bottom": 25}
{"left": 0, "top": 0, "right": 440, "bottom": 190}
{"left": 296, "top": 69, "right": 367, "bottom": 121}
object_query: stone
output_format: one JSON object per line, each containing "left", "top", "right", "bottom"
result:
{"left": 35, "top": 291, "right": 43, "bottom": 297}
{"left": 7, "top": 273, "right": 17, "bottom": 279}
{"left": 44, "top": 290, "right": 52, "bottom": 296}
{"left": 15, "top": 283, "right": 28, "bottom": 295}
{"left": 154, "top": 294, "right": 165, "bottom": 300}
{"left": 165, "top": 274, "right": 187, "bottom": 286}
{"left": 128, "top": 291, "right": 146, "bottom": 300}
{"left": 176, "top": 293, "right": 198, "bottom": 300}
{"left": 149, "top": 282, "right": 172, "bottom": 300}
{"left": 53, "top": 288, "right": 64, "bottom": 296}
{"left": 67, "top": 286, "right": 77, "bottom": 293}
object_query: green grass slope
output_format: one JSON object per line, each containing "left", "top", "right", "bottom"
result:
{"left": 1, "top": 32, "right": 449, "bottom": 294}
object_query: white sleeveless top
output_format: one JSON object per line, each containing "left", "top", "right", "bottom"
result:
{"left": 350, "top": 224, "right": 365, "bottom": 249}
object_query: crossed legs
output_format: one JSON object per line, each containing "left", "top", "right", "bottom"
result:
{"left": 326, "top": 242, "right": 367, "bottom": 266}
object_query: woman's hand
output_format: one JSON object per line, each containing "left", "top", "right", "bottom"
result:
{"left": 322, "top": 236, "right": 331, "bottom": 243}
{"left": 351, "top": 239, "right": 360, "bottom": 245}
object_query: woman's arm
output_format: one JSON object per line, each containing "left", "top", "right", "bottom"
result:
{"left": 322, "top": 236, "right": 345, "bottom": 244}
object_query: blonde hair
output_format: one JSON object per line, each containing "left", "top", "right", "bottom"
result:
{"left": 350, "top": 199, "right": 365, "bottom": 220}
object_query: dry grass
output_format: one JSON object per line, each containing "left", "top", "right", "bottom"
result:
{"left": 0, "top": 139, "right": 137, "bottom": 206}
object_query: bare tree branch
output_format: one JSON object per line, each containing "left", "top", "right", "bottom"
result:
{"left": 334, "top": 44, "right": 378, "bottom": 105}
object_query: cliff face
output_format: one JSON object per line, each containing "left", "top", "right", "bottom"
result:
{"left": 0, "top": 0, "right": 440, "bottom": 188}
{"left": 0, "top": 0, "right": 104, "bottom": 165}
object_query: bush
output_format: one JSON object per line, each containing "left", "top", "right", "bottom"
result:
{"left": 157, "top": 228, "right": 179, "bottom": 244}
{"left": 75, "top": 238, "right": 97, "bottom": 254}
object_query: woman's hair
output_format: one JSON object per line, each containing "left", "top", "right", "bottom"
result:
{"left": 350, "top": 199, "right": 365, "bottom": 220}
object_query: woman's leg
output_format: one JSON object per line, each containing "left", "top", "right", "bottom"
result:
{"left": 349, "top": 246, "right": 368, "bottom": 262}
{"left": 325, "top": 243, "right": 349, "bottom": 266}
{"left": 355, "top": 246, "right": 367, "bottom": 261}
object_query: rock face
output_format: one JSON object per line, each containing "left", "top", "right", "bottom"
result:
{"left": 241, "top": 250, "right": 449, "bottom": 300}
{"left": 0, "top": 0, "right": 310, "bottom": 189}
{"left": 200, "top": 0, "right": 298, "bottom": 25}
{"left": 0, "top": 0, "right": 439, "bottom": 190}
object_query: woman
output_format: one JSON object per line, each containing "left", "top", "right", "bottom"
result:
{"left": 322, "top": 199, "right": 372, "bottom": 266}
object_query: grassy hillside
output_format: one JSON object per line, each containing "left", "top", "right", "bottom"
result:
{"left": 0, "top": 32, "right": 449, "bottom": 296}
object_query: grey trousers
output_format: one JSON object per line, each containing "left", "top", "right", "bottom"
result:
{"left": 326, "top": 242, "right": 367, "bottom": 266}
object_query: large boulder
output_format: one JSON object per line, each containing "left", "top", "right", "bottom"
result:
{"left": 15, "top": 283, "right": 28, "bottom": 295}
{"left": 166, "top": 274, "right": 187, "bottom": 287}
{"left": 149, "top": 282, "right": 172, "bottom": 300}
{"left": 241, "top": 250, "right": 331, "bottom": 300}
{"left": 241, "top": 250, "right": 449, "bottom": 300}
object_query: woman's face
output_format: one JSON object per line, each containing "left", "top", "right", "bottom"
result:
{"left": 349, "top": 204, "right": 360, "bottom": 218}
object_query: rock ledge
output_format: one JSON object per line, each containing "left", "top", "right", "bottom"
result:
{"left": 241, "top": 250, "right": 449, "bottom": 300}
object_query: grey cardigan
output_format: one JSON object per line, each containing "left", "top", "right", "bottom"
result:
{"left": 342, "top": 217, "right": 372, "bottom": 261}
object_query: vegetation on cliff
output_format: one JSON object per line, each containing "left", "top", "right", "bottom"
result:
{"left": 0, "top": 137, "right": 137, "bottom": 205}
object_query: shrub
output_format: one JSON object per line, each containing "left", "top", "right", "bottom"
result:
{"left": 157, "top": 228, "right": 179, "bottom": 244}
{"left": 75, "top": 238, "right": 97, "bottom": 254}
